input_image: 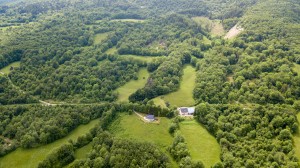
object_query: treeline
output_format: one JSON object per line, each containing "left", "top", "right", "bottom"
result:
{"left": 39, "top": 130, "right": 170, "bottom": 168}
{"left": 0, "top": 102, "right": 172, "bottom": 155}
{"left": 195, "top": 103, "right": 299, "bottom": 167}
{"left": 0, "top": 75, "right": 37, "bottom": 105}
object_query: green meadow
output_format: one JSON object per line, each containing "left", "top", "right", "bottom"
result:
{"left": 152, "top": 65, "right": 196, "bottom": 107}
{"left": 179, "top": 119, "right": 221, "bottom": 168}
{"left": 109, "top": 114, "right": 178, "bottom": 167}
{"left": 0, "top": 119, "right": 100, "bottom": 168}
{"left": 119, "top": 55, "right": 159, "bottom": 63}
{"left": 93, "top": 32, "right": 110, "bottom": 45}
{"left": 105, "top": 46, "right": 117, "bottom": 54}
{"left": 192, "top": 17, "right": 224, "bottom": 37}
{"left": 293, "top": 113, "right": 300, "bottom": 163}
{"left": 116, "top": 68, "right": 150, "bottom": 102}
{"left": 0, "top": 61, "right": 21, "bottom": 74}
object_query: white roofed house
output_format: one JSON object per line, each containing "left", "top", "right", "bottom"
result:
{"left": 178, "top": 107, "right": 195, "bottom": 117}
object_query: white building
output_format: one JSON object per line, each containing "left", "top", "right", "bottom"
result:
{"left": 178, "top": 107, "right": 195, "bottom": 116}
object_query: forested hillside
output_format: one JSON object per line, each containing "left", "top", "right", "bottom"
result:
{"left": 0, "top": 0, "right": 300, "bottom": 167}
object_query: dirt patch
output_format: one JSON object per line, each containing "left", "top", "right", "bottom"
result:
{"left": 224, "top": 24, "right": 244, "bottom": 39}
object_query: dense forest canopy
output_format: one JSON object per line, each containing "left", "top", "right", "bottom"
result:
{"left": 0, "top": 0, "right": 300, "bottom": 167}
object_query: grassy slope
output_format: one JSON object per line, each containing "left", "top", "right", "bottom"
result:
{"left": 109, "top": 114, "right": 178, "bottom": 167}
{"left": 179, "top": 119, "right": 221, "bottom": 168}
{"left": 0, "top": 119, "right": 99, "bottom": 168}
{"left": 192, "top": 17, "right": 225, "bottom": 37}
{"left": 93, "top": 32, "right": 110, "bottom": 45}
{"left": 152, "top": 65, "right": 196, "bottom": 107}
{"left": 0, "top": 61, "right": 20, "bottom": 74}
{"left": 116, "top": 68, "right": 150, "bottom": 102}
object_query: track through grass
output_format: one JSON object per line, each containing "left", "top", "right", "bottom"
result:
{"left": 152, "top": 65, "right": 196, "bottom": 107}
{"left": 0, "top": 119, "right": 99, "bottom": 168}
{"left": 116, "top": 68, "right": 149, "bottom": 102}
{"left": 179, "top": 119, "right": 221, "bottom": 168}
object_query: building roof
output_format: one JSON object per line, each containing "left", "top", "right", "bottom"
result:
{"left": 179, "top": 107, "right": 195, "bottom": 114}
{"left": 145, "top": 115, "right": 155, "bottom": 120}
{"left": 180, "top": 108, "right": 188, "bottom": 113}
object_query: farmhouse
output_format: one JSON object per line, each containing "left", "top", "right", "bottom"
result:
{"left": 178, "top": 107, "right": 195, "bottom": 116}
{"left": 144, "top": 114, "right": 155, "bottom": 122}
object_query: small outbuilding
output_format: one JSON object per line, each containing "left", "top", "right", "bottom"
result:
{"left": 178, "top": 107, "right": 195, "bottom": 116}
{"left": 144, "top": 114, "right": 155, "bottom": 122}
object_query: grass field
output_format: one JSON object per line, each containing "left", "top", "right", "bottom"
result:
{"left": 0, "top": 119, "right": 100, "bottom": 168}
{"left": 109, "top": 114, "right": 178, "bottom": 167}
{"left": 179, "top": 119, "right": 221, "bottom": 168}
{"left": 152, "top": 65, "right": 196, "bottom": 107}
{"left": 105, "top": 46, "right": 117, "bottom": 54}
{"left": 74, "top": 142, "right": 92, "bottom": 160}
{"left": 192, "top": 17, "right": 224, "bottom": 37}
{"left": 0, "top": 61, "right": 20, "bottom": 74}
{"left": 293, "top": 113, "right": 300, "bottom": 163}
{"left": 93, "top": 32, "right": 110, "bottom": 45}
{"left": 116, "top": 68, "right": 149, "bottom": 102}
{"left": 119, "top": 55, "right": 159, "bottom": 63}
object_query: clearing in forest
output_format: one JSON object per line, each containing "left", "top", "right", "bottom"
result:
{"left": 109, "top": 114, "right": 178, "bottom": 167}
{"left": 224, "top": 24, "right": 244, "bottom": 39}
{"left": 109, "top": 114, "right": 173, "bottom": 147}
{"left": 0, "top": 119, "right": 100, "bottom": 168}
{"left": 116, "top": 68, "right": 150, "bottom": 102}
{"left": 152, "top": 65, "right": 196, "bottom": 107}
{"left": 192, "top": 17, "right": 225, "bottom": 36}
{"left": 93, "top": 32, "right": 111, "bottom": 45}
{"left": 293, "top": 63, "right": 300, "bottom": 74}
{"left": 293, "top": 113, "right": 300, "bottom": 163}
{"left": 179, "top": 119, "right": 221, "bottom": 168}
{"left": 0, "top": 61, "right": 20, "bottom": 74}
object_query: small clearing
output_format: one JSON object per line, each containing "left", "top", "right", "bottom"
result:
{"left": 111, "top": 19, "right": 145, "bottom": 23}
{"left": 116, "top": 68, "right": 150, "bottom": 102}
{"left": 0, "top": 61, "right": 20, "bottom": 74}
{"left": 152, "top": 65, "right": 196, "bottom": 107}
{"left": 293, "top": 63, "right": 300, "bottom": 74}
{"left": 192, "top": 17, "right": 225, "bottom": 36}
{"left": 293, "top": 113, "right": 300, "bottom": 163}
{"left": 179, "top": 119, "right": 221, "bottom": 168}
{"left": 0, "top": 119, "right": 100, "bottom": 168}
{"left": 120, "top": 55, "right": 160, "bottom": 63}
{"left": 105, "top": 46, "right": 117, "bottom": 54}
{"left": 93, "top": 32, "right": 110, "bottom": 45}
{"left": 227, "top": 75, "right": 234, "bottom": 83}
{"left": 224, "top": 24, "right": 244, "bottom": 39}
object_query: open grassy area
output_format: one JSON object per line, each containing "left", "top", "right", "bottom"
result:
{"left": 109, "top": 113, "right": 177, "bottom": 167}
{"left": 0, "top": 61, "right": 20, "bottom": 74}
{"left": 179, "top": 119, "right": 221, "bottom": 168}
{"left": 116, "top": 68, "right": 150, "bottom": 102}
{"left": 105, "top": 46, "right": 117, "bottom": 54}
{"left": 93, "top": 32, "right": 110, "bottom": 45}
{"left": 0, "top": 119, "right": 100, "bottom": 168}
{"left": 293, "top": 113, "right": 300, "bottom": 163}
{"left": 152, "top": 65, "right": 196, "bottom": 107}
{"left": 120, "top": 55, "right": 160, "bottom": 63}
{"left": 192, "top": 17, "right": 224, "bottom": 36}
